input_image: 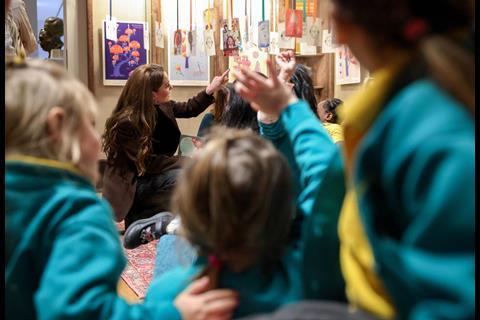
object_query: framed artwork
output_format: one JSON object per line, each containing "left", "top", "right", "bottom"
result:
{"left": 168, "top": 30, "right": 210, "bottom": 86}
{"left": 335, "top": 45, "right": 361, "bottom": 85}
{"left": 102, "top": 20, "right": 149, "bottom": 86}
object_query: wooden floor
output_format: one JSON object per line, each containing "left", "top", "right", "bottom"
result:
{"left": 118, "top": 278, "right": 141, "bottom": 303}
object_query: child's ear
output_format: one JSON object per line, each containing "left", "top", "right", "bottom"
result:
{"left": 325, "top": 112, "right": 333, "bottom": 122}
{"left": 46, "top": 106, "right": 65, "bottom": 142}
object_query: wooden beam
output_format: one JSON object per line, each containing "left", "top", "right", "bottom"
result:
{"left": 86, "top": 0, "right": 94, "bottom": 94}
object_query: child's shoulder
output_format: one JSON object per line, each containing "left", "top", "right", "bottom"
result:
{"left": 146, "top": 264, "right": 202, "bottom": 302}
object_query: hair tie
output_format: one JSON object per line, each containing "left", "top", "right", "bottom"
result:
{"left": 404, "top": 19, "right": 429, "bottom": 42}
{"left": 208, "top": 254, "right": 223, "bottom": 269}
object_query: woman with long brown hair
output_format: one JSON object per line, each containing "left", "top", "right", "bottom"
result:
{"left": 102, "top": 64, "right": 228, "bottom": 248}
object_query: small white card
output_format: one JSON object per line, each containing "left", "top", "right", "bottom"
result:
{"left": 269, "top": 32, "right": 280, "bottom": 55}
{"left": 144, "top": 23, "right": 149, "bottom": 50}
{"left": 278, "top": 23, "right": 295, "bottom": 49}
{"left": 105, "top": 18, "right": 118, "bottom": 42}
{"left": 300, "top": 42, "right": 317, "bottom": 55}
{"left": 155, "top": 21, "right": 164, "bottom": 48}
{"left": 204, "top": 29, "right": 216, "bottom": 56}
{"left": 306, "top": 17, "right": 322, "bottom": 46}
{"left": 322, "top": 29, "right": 337, "bottom": 53}
{"left": 258, "top": 21, "right": 270, "bottom": 48}
{"left": 239, "top": 16, "right": 249, "bottom": 48}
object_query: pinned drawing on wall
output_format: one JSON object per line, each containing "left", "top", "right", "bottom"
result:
{"left": 278, "top": 22, "right": 295, "bottom": 49}
{"left": 168, "top": 33, "right": 210, "bottom": 86}
{"left": 203, "top": 8, "right": 217, "bottom": 31}
{"left": 222, "top": 20, "right": 240, "bottom": 56}
{"left": 305, "top": 17, "right": 321, "bottom": 46}
{"left": 204, "top": 29, "right": 216, "bottom": 55}
{"left": 155, "top": 21, "right": 165, "bottom": 48}
{"left": 322, "top": 19, "right": 338, "bottom": 53}
{"left": 102, "top": 20, "right": 148, "bottom": 86}
{"left": 258, "top": 21, "right": 270, "bottom": 48}
{"left": 285, "top": 9, "right": 303, "bottom": 37}
{"left": 173, "top": 29, "right": 183, "bottom": 55}
{"left": 239, "top": 15, "right": 248, "bottom": 48}
{"left": 228, "top": 47, "right": 268, "bottom": 82}
{"left": 335, "top": 45, "right": 361, "bottom": 85}
{"left": 269, "top": 32, "right": 280, "bottom": 55}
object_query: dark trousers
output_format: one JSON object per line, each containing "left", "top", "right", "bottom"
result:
{"left": 124, "top": 169, "right": 181, "bottom": 229}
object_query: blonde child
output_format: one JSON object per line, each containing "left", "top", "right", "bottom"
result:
{"left": 5, "top": 59, "right": 238, "bottom": 320}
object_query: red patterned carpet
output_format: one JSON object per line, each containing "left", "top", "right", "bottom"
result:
{"left": 116, "top": 222, "right": 158, "bottom": 300}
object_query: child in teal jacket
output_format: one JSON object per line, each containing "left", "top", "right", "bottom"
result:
{"left": 5, "top": 59, "right": 238, "bottom": 320}
{"left": 145, "top": 94, "right": 345, "bottom": 318}
{"left": 233, "top": 0, "right": 475, "bottom": 316}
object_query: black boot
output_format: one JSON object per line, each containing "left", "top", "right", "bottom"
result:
{"left": 123, "top": 212, "right": 174, "bottom": 249}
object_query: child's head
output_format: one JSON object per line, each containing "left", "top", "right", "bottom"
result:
{"left": 172, "top": 128, "right": 293, "bottom": 286}
{"left": 5, "top": 59, "right": 100, "bottom": 182}
{"left": 289, "top": 64, "right": 317, "bottom": 117}
{"left": 221, "top": 83, "right": 259, "bottom": 132}
{"left": 330, "top": 0, "right": 474, "bottom": 112}
{"left": 317, "top": 98, "right": 343, "bottom": 124}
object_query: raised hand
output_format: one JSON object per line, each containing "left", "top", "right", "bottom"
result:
{"left": 276, "top": 50, "right": 296, "bottom": 83}
{"left": 233, "top": 60, "right": 297, "bottom": 117}
{"left": 206, "top": 69, "right": 230, "bottom": 95}
{"left": 174, "top": 276, "right": 239, "bottom": 320}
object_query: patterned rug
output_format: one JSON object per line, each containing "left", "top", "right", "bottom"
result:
{"left": 116, "top": 221, "right": 158, "bottom": 300}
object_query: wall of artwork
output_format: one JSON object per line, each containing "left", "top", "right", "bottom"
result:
{"left": 83, "top": 0, "right": 368, "bottom": 143}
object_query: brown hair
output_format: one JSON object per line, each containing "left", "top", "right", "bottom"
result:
{"left": 212, "top": 84, "right": 231, "bottom": 122}
{"left": 102, "top": 64, "right": 165, "bottom": 177}
{"left": 332, "top": 0, "right": 474, "bottom": 114}
{"left": 172, "top": 128, "right": 294, "bottom": 288}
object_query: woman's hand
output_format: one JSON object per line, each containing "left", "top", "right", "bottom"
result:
{"left": 174, "top": 276, "right": 239, "bottom": 320}
{"left": 233, "top": 60, "right": 297, "bottom": 117}
{"left": 276, "top": 50, "right": 296, "bottom": 83}
{"left": 206, "top": 70, "right": 230, "bottom": 95}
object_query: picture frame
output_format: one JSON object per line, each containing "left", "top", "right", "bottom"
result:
{"left": 167, "top": 30, "right": 210, "bottom": 86}
{"left": 102, "top": 20, "right": 149, "bottom": 86}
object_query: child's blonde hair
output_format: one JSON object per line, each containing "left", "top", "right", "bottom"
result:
{"left": 172, "top": 128, "right": 294, "bottom": 288}
{"left": 5, "top": 59, "right": 97, "bottom": 166}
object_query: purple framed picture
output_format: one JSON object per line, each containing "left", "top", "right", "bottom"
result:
{"left": 102, "top": 20, "right": 149, "bottom": 86}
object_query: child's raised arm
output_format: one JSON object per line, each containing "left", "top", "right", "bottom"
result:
{"left": 233, "top": 61, "right": 346, "bottom": 299}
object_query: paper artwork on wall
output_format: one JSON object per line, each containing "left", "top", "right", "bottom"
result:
{"left": 239, "top": 16, "right": 249, "bottom": 48}
{"left": 305, "top": 17, "right": 322, "bottom": 46}
{"left": 228, "top": 47, "right": 268, "bottom": 82}
{"left": 222, "top": 20, "right": 240, "bottom": 56}
{"left": 285, "top": 9, "right": 303, "bottom": 37}
{"left": 102, "top": 20, "right": 149, "bottom": 86}
{"left": 300, "top": 42, "right": 317, "bottom": 55}
{"left": 154, "top": 21, "right": 165, "bottom": 48}
{"left": 173, "top": 29, "right": 183, "bottom": 55}
{"left": 203, "top": 8, "right": 217, "bottom": 30}
{"left": 322, "top": 29, "right": 338, "bottom": 53}
{"left": 168, "top": 33, "right": 210, "bottom": 86}
{"left": 269, "top": 32, "right": 280, "bottom": 55}
{"left": 335, "top": 45, "right": 361, "bottom": 85}
{"left": 204, "top": 29, "right": 216, "bottom": 56}
{"left": 278, "top": 23, "right": 295, "bottom": 49}
{"left": 258, "top": 21, "right": 270, "bottom": 48}
{"left": 187, "top": 30, "right": 197, "bottom": 56}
